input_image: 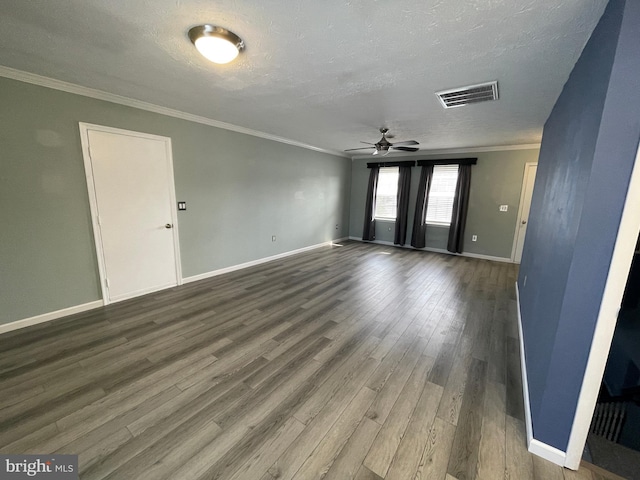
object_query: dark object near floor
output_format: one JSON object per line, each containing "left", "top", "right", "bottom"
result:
{"left": 588, "top": 433, "right": 640, "bottom": 480}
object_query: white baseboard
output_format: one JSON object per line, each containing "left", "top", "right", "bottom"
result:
{"left": 348, "top": 237, "right": 513, "bottom": 263}
{"left": 0, "top": 300, "right": 104, "bottom": 335}
{"left": 183, "top": 240, "right": 340, "bottom": 284}
{"left": 0, "top": 239, "right": 346, "bottom": 335}
{"left": 515, "top": 282, "right": 534, "bottom": 446}
{"left": 515, "top": 282, "right": 568, "bottom": 467}
{"left": 421, "top": 246, "right": 513, "bottom": 263}
{"left": 349, "top": 237, "right": 397, "bottom": 247}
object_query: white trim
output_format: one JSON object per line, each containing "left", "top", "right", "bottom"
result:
{"left": 564, "top": 142, "right": 640, "bottom": 469}
{"left": 422, "top": 247, "right": 513, "bottom": 263}
{"left": 0, "top": 65, "right": 347, "bottom": 159}
{"left": 515, "top": 282, "right": 534, "bottom": 446}
{"left": 511, "top": 162, "right": 538, "bottom": 262}
{"left": 0, "top": 66, "right": 537, "bottom": 161}
{"left": 348, "top": 237, "right": 513, "bottom": 263}
{"left": 516, "top": 282, "right": 568, "bottom": 467}
{"left": 183, "top": 240, "right": 338, "bottom": 284}
{"left": 350, "top": 143, "right": 541, "bottom": 160}
{"left": 163, "top": 134, "right": 184, "bottom": 288}
{"left": 0, "top": 301, "right": 103, "bottom": 335}
{"left": 331, "top": 237, "right": 350, "bottom": 244}
{"left": 79, "top": 124, "right": 108, "bottom": 304}
{"left": 0, "top": 237, "right": 352, "bottom": 335}
{"left": 79, "top": 123, "right": 183, "bottom": 305}
{"left": 349, "top": 238, "right": 398, "bottom": 247}
{"left": 529, "top": 439, "right": 567, "bottom": 467}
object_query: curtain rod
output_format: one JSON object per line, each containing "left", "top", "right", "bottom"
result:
{"left": 366, "top": 160, "right": 416, "bottom": 168}
{"left": 416, "top": 158, "right": 477, "bottom": 166}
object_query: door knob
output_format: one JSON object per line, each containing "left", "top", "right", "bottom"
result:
{"left": 521, "top": 220, "right": 527, "bottom": 225}
{"left": 165, "top": 223, "right": 173, "bottom": 229}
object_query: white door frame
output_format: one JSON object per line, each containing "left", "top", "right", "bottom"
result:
{"left": 79, "top": 122, "right": 182, "bottom": 305}
{"left": 564, "top": 142, "right": 640, "bottom": 468}
{"left": 511, "top": 162, "right": 538, "bottom": 262}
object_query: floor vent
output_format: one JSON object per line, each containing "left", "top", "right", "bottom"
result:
{"left": 436, "top": 81, "right": 499, "bottom": 108}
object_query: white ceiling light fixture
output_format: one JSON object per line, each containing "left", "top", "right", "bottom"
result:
{"left": 188, "top": 25, "right": 245, "bottom": 64}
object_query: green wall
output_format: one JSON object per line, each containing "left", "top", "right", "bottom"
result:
{"left": 0, "top": 77, "right": 351, "bottom": 325}
{"left": 349, "top": 149, "right": 540, "bottom": 259}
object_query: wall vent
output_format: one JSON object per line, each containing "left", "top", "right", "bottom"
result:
{"left": 436, "top": 81, "right": 499, "bottom": 108}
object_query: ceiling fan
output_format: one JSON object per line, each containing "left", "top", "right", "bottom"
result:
{"left": 345, "top": 128, "right": 420, "bottom": 156}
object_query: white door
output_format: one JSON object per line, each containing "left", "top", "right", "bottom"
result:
{"left": 513, "top": 163, "right": 538, "bottom": 263}
{"left": 80, "top": 124, "right": 181, "bottom": 303}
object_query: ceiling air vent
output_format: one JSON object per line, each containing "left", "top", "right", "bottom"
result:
{"left": 436, "top": 81, "right": 499, "bottom": 109}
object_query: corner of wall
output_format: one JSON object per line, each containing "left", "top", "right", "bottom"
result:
{"left": 515, "top": 282, "right": 569, "bottom": 468}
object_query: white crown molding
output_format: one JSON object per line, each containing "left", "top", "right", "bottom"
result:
{"left": 350, "top": 143, "right": 541, "bottom": 160}
{"left": 0, "top": 65, "right": 349, "bottom": 159}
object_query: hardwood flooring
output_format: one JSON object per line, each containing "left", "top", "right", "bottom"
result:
{"left": 0, "top": 241, "right": 610, "bottom": 479}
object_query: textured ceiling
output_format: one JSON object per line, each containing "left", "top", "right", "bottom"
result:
{"left": 0, "top": 0, "right": 608, "bottom": 156}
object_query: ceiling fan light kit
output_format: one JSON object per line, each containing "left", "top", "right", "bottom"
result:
{"left": 345, "top": 128, "right": 420, "bottom": 156}
{"left": 188, "top": 25, "right": 245, "bottom": 64}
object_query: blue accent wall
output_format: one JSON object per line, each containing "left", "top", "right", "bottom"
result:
{"left": 518, "top": 0, "right": 640, "bottom": 451}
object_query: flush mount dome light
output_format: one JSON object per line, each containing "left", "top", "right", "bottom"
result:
{"left": 188, "top": 25, "right": 244, "bottom": 64}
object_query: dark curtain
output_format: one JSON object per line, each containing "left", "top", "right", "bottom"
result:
{"left": 410, "top": 165, "right": 434, "bottom": 248}
{"left": 394, "top": 166, "right": 412, "bottom": 245}
{"left": 362, "top": 167, "right": 379, "bottom": 241}
{"left": 447, "top": 164, "right": 472, "bottom": 253}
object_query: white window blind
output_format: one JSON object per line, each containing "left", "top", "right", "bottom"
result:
{"left": 374, "top": 167, "right": 399, "bottom": 220}
{"left": 425, "top": 165, "right": 459, "bottom": 225}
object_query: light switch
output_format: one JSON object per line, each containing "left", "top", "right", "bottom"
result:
{"left": 178, "top": 201, "right": 187, "bottom": 211}
{"left": 499, "top": 205, "right": 508, "bottom": 212}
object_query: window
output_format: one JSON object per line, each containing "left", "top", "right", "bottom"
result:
{"left": 374, "top": 167, "right": 399, "bottom": 220}
{"left": 425, "top": 165, "right": 459, "bottom": 225}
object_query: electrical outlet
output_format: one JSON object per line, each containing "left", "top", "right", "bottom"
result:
{"left": 335, "top": 224, "right": 339, "bottom": 230}
{"left": 499, "top": 205, "right": 508, "bottom": 212}
{"left": 472, "top": 235, "right": 477, "bottom": 242}
{"left": 271, "top": 235, "right": 276, "bottom": 242}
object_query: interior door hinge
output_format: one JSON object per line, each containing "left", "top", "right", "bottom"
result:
{"left": 105, "top": 278, "right": 110, "bottom": 288}
{"left": 97, "top": 215, "right": 102, "bottom": 226}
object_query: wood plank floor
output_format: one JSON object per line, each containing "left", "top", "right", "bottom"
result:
{"left": 0, "top": 241, "right": 612, "bottom": 479}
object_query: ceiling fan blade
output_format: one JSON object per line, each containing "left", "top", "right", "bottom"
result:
{"left": 344, "top": 147, "right": 375, "bottom": 151}
{"left": 392, "top": 146, "right": 420, "bottom": 152}
{"left": 390, "top": 140, "right": 419, "bottom": 146}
